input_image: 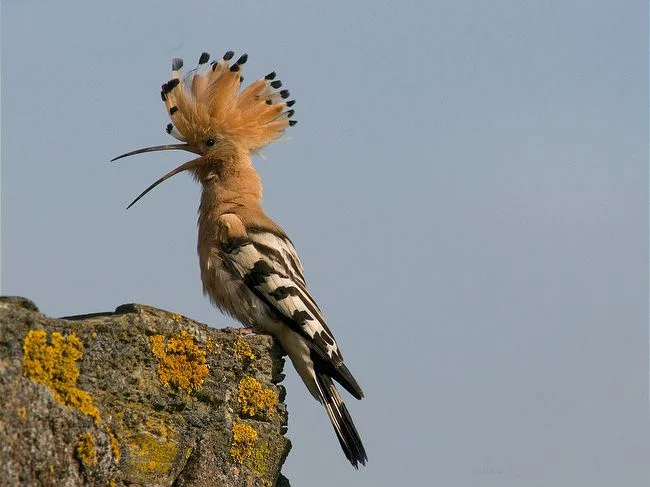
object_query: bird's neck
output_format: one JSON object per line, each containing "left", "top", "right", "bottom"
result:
{"left": 197, "top": 154, "right": 268, "bottom": 231}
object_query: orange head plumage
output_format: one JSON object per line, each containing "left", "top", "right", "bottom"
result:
{"left": 112, "top": 51, "right": 296, "bottom": 208}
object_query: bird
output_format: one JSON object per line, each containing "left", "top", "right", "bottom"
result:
{"left": 112, "top": 51, "right": 367, "bottom": 467}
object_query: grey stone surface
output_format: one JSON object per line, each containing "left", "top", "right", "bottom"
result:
{"left": 0, "top": 296, "right": 291, "bottom": 486}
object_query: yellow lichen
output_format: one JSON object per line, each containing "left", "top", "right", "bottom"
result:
{"left": 233, "top": 337, "right": 255, "bottom": 361}
{"left": 171, "top": 313, "right": 182, "bottom": 323}
{"left": 149, "top": 331, "right": 209, "bottom": 394}
{"left": 238, "top": 376, "right": 277, "bottom": 418}
{"left": 209, "top": 337, "right": 224, "bottom": 355}
{"left": 230, "top": 421, "right": 258, "bottom": 464}
{"left": 185, "top": 447, "right": 192, "bottom": 459}
{"left": 205, "top": 337, "right": 218, "bottom": 353}
{"left": 126, "top": 432, "right": 178, "bottom": 478}
{"left": 107, "top": 425, "right": 121, "bottom": 461}
{"left": 75, "top": 432, "right": 97, "bottom": 467}
{"left": 23, "top": 330, "right": 101, "bottom": 424}
{"left": 16, "top": 407, "right": 27, "bottom": 423}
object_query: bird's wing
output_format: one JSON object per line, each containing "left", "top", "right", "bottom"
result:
{"left": 219, "top": 225, "right": 344, "bottom": 367}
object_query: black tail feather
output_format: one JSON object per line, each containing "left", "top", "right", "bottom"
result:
{"left": 313, "top": 359, "right": 367, "bottom": 468}
{"left": 315, "top": 360, "right": 364, "bottom": 400}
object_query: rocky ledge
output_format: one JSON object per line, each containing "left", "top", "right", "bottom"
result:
{"left": 0, "top": 296, "right": 291, "bottom": 486}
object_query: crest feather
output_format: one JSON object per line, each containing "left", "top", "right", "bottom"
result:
{"left": 160, "top": 51, "right": 296, "bottom": 152}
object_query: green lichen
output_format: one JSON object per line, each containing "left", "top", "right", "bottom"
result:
{"left": 238, "top": 376, "right": 277, "bottom": 418}
{"left": 126, "top": 432, "right": 178, "bottom": 479}
{"left": 230, "top": 421, "right": 258, "bottom": 464}
{"left": 22, "top": 330, "right": 101, "bottom": 424}
{"left": 75, "top": 432, "right": 97, "bottom": 467}
{"left": 252, "top": 442, "right": 270, "bottom": 475}
{"left": 150, "top": 331, "right": 209, "bottom": 394}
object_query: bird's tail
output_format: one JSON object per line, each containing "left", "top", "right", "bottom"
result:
{"left": 313, "top": 364, "right": 368, "bottom": 468}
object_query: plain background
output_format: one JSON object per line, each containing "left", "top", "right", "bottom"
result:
{"left": 2, "top": 1, "right": 648, "bottom": 485}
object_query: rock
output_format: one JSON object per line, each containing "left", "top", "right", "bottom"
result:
{"left": 0, "top": 297, "right": 291, "bottom": 486}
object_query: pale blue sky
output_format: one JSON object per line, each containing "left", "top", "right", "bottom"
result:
{"left": 2, "top": 1, "right": 648, "bottom": 485}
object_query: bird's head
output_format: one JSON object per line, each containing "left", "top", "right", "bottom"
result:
{"left": 112, "top": 51, "right": 296, "bottom": 208}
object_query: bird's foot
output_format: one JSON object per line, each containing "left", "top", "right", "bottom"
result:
{"left": 224, "top": 326, "right": 261, "bottom": 336}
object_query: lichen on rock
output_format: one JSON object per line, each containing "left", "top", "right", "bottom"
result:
{"left": 149, "top": 330, "right": 209, "bottom": 394}
{"left": 107, "top": 425, "right": 121, "bottom": 461}
{"left": 0, "top": 297, "right": 291, "bottom": 486}
{"left": 233, "top": 336, "right": 256, "bottom": 361}
{"left": 22, "top": 329, "right": 101, "bottom": 424}
{"left": 125, "top": 430, "right": 179, "bottom": 479}
{"left": 230, "top": 421, "right": 259, "bottom": 464}
{"left": 75, "top": 432, "right": 97, "bottom": 467}
{"left": 238, "top": 375, "right": 278, "bottom": 418}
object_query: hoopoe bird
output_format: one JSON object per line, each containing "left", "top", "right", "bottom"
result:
{"left": 112, "top": 51, "right": 367, "bottom": 467}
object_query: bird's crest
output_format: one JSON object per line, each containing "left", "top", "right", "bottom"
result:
{"left": 112, "top": 51, "right": 297, "bottom": 208}
{"left": 162, "top": 51, "right": 296, "bottom": 153}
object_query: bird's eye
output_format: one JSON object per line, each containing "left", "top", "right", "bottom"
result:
{"left": 205, "top": 138, "right": 216, "bottom": 147}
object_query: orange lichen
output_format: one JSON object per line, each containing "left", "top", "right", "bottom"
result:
{"left": 230, "top": 421, "right": 258, "bottom": 464}
{"left": 75, "top": 432, "right": 97, "bottom": 467}
{"left": 238, "top": 376, "right": 277, "bottom": 418}
{"left": 233, "top": 337, "right": 255, "bottom": 361}
{"left": 149, "top": 331, "right": 209, "bottom": 394}
{"left": 107, "top": 425, "right": 121, "bottom": 461}
{"left": 22, "top": 330, "right": 101, "bottom": 424}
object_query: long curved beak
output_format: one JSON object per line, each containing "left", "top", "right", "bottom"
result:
{"left": 110, "top": 143, "right": 200, "bottom": 162}
{"left": 111, "top": 143, "right": 204, "bottom": 209}
{"left": 125, "top": 157, "right": 205, "bottom": 209}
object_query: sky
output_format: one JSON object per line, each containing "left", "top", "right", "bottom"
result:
{"left": 2, "top": 1, "right": 648, "bottom": 485}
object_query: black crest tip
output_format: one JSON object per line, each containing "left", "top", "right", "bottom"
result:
{"left": 166, "top": 123, "right": 173, "bottom": 134}
{"left": 266, "top": 99, "right": 273, "bottom": 105}
{"left": 236, "top": 53, "right": 248, "bottom": 65}
{"left": 286, "top": 109, "right": 295, "bottom": 118}
{"left": 265, "top": 71, "right": 277, "bottom": 80}
{"left": 289, "top": 120, "right": 298, "bottom": 126}
{"left": 280, "top": 89, "right": 290, "bottom": 99}
{"left": 229, "top": 64, "right": 240, "bottom": 72}
{"left": 286, "top": 100, "right": 296, "bottom": 107}
{"left": 198, "top": 52, "right": 210, "bottom": 64}
{"left": 169, "top": 106, "right": 178, "bottom": 115}
{"left": 270, "top": 80, "right": 282, "bottom": 89}
{"left": 162, "top": 78, "right": 180, "bottom": 94}
{"left": 223, "top": 50, "right": 235, "bottom": 61}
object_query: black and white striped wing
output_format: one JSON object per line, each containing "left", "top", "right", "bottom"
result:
{"left": 221, "top": 230, "right": 343, "bottom": 367}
